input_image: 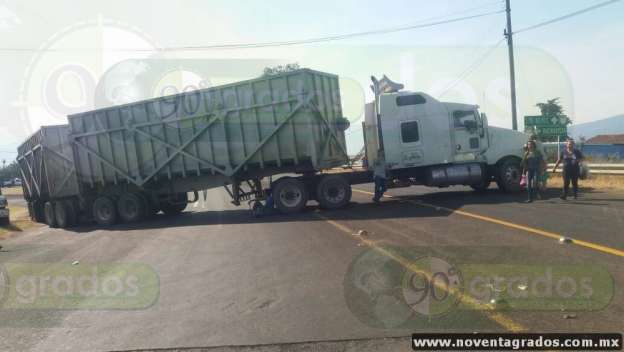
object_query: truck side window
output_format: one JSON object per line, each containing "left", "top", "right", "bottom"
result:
{"left": 453, "top": 110, "right": 476, "bottom": 128}
{"left": 401, "top": 121, "right": 420, "bottom": 143}
{"left": 396, "top": 94, "right": 426, "bottom": 106}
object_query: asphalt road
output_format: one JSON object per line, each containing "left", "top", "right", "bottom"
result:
{"left": 0, "top": 184, "right": 622, "bottom": 351}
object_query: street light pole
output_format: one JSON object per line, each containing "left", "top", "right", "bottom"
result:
{"left": 505, "top": 0, "right": 519, "bottom": 131}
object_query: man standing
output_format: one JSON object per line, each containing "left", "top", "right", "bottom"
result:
{"left": 552, "top": 138, "right": 584, "bottom": 200}
{"left": 372, "top": 150, "right": 388, "bottom": 203}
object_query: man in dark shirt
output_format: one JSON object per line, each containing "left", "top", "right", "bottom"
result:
{"left": 552, "top": 139, "right": 584, "bottom": 200}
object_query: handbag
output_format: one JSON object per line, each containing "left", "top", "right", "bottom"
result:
{"left": 519, "top": 173, "right": 527, "bottom": 188}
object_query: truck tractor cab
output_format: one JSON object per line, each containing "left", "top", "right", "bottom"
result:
{"left": 364, "top": 74, "right": 531, "bottom": 192}
{"left": 374, "top": 91, "right": 489, "bottom": 170}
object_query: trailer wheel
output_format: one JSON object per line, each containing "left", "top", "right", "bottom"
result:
{"left": 497, "top": 158, "right": 522, "bottom": 193}
{"left": 316, "top": 175, "right": 352, "bottom": 209}
{"left": 93, "top": 196, "right": 118, "bottom": 226}
{"left": 117, "top": 193, "right": 146, "bottom": 223}
{"left": 64, "top": 199, "right": 78, "bottom": 227}
{"left": 273, "top": 178, "right": 308, "bottom": 214}
{"left": 44, "top": 201, "right": 58, "bottom": 228}
{"left": 54, "top": 201, "right": 70, "bottom": 228}
{"left": 32, "top": 200, "right": 46, "bottom": 223}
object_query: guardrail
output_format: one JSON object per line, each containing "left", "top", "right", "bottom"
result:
{"left": 547, "top": 163, "right": 624, "bottom": 175}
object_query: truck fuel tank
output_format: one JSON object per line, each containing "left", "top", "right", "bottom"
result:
{"left": 426, "top": 163, "right": 483, "bottom": 187}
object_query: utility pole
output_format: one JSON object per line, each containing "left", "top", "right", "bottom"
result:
{"left": 505, "top": 0, "right": 518, "bottom": 131}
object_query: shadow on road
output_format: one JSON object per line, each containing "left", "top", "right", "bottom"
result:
{"left": 34, "top": 186, "right": 623, "bottom": 234}
{"left": 63, "top": 187, "right": 535, "bottom": 233}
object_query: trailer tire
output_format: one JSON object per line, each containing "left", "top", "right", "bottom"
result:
{"left": 64, "top": 199, "right": 78, "bottom": 227}
{"left": 117, "top": 193, "right": 146, "bottom": 223}
{"left": 54, "top": 201, "right": 70, "bottom": 228}
{"left": 32, "top": 200, "right": 46, "bottom": 223}
{"left": 497, "top": 158, "right": 522, "bottom": 193}
{"left": 273, "top": 178, "right": 308, "bottom": 214}
{"left": 316, "top": 175, "right": 352, "bottom": 209}
{"left": 44, "top": 201, "right": 58, "bottom": 228}
{"left": 93, "top": 196, "right": 118, "bottom": 226}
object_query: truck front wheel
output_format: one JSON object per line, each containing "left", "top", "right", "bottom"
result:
{"left": 497, "top": 159, "right": 522, "bottom": 193}
{"left": 93, "top": 196, "right": 118, "bottom": 226}
{"left": 316, "top": 175, "right": 352, "bottom": 209}
{"left": 273, "top": 178, "right": 308, "bottom": 214}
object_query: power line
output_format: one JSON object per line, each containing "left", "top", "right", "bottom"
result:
{"left": 438, "top": 0, "right": 621, "bottom": 99}
{"left": 514, "top": 0, "right": 621, "bottom": 34}
{"left": 439, "top": 39, "right": 505, "bottom": 97}
{"left": 0, "top": 9, "right": 504, "bottom": 52}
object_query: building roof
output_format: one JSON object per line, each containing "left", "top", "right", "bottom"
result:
{"left": 586, "top": 134, "right": 624, "bottom": 144}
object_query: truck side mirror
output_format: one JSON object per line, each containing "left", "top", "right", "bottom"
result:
{"left": 479, "top": 112, "right": 488, "bottom": 138}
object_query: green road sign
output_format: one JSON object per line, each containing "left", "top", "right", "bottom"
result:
{"left": 524, "top": 115, "right": 568, "bottom": 126}
{"left": 535, "top": 125, "right": 567, "bottom": 137}
{"left": 524, "top": 115, "right": 568, "bottom": 138}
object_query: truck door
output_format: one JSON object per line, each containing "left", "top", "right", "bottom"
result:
{"left": 397, "top": 119, "right": 424, "bottom": 167}
{"left": 451, "top": 110, "right": 483, "bottom": 160}
{"left": 379, "top": 94, "right": 427, "bottom": 169}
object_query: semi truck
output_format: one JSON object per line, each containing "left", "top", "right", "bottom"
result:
{"left": 17, "top": 68, "right": 530, "bottom": 229}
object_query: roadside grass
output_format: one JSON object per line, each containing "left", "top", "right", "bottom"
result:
{"left": 0, "top": 204, "right": 41, "bottom": 240}
{"left": 548, "top": 174, "right": 624, "bottom": 190}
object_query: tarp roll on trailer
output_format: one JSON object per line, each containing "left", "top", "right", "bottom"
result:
{"left": 68, "top": 69, "right": 349, "bottom": 189}
{"left": 16, "top": 125, "right": 79, "bottom": 201}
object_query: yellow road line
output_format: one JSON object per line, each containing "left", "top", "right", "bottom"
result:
{"left": 315, "top": 213, "right": 527, "bottom": 332}
{"left": 353, "top": 189, "right": 624, "bottom": 258}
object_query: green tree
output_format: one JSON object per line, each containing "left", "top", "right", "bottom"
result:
{"left": 535, "top": 98, "right": 572, "bottom": 142}
{"left": 0, "top": 161, "right": 20, "bottom": 182}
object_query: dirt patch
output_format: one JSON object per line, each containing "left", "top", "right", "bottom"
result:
{"left": 0, "top": 186, "right": 23, "bottom": 196}
{"left": 0, "top": 204, "right": 42, "bottom": 240}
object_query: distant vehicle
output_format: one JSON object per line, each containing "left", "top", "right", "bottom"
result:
{"left": 1, "top": 178, "right": 21, "bottom": 187}
{"left": 17, "top": 68, "right": 531, "bottom": 229}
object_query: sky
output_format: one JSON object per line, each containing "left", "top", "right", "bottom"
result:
{"left": 0, "top": 0, "right": 622, "bottom": 161}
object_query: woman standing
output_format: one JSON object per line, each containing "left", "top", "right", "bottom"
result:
{"left": 552, "top": 139, "right": 584, "bottom": 200}
{"left": 521, "top": 140, "right": 545, "bottom": 203}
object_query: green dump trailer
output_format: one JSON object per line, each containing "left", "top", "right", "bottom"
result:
{"left": 22, "top": 68, "right": 353, "bottom": 228}
{"left": 17, "top": 125, "right": 80, "bottom": 226}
